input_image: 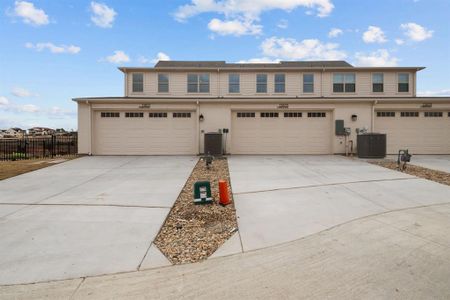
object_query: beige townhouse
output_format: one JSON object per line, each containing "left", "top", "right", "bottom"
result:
{"left": 74, "top": 61, "right": 450, "bottom": 155}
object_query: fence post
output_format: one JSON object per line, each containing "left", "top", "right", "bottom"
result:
{"left": 51, "top": 135, "right": 55, "bottom": 158}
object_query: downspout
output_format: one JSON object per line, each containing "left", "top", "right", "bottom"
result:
{"left": 86, "top": 100, "right": 93, "bottom": 155}
{"left": 196, "top": 100, "right": 201, "bottom": 155}
{"left": 371, "top": 100, "right": 377, "bottom": 132}
{"left": 321, "top": 68, "right": 324, "bottom": 97}
{"left": 217, "top": 68, "right": 220, "bottom": 97}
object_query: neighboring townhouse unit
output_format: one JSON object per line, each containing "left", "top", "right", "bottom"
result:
{"left": 74, "top": 61, "right": 450, "bottom": 155}
{"left": 28, "top": 127, "right": 56, "bottom": 136}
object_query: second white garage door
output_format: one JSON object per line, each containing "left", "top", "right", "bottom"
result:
{"left": 93, "top": 111, "right": 197, "bottom": 155}
{"left": 231, "top": 111, "right": 332, "bottom": 154}
{"left": 375, "top": 110, "right": 450, "bottom": 154}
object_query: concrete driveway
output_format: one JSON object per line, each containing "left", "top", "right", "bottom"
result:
{"left": 0, "top": 156, "right": 197, "bottom": 285}
{"left": 229, "top": 155, "right": 450, "bottom": 251}
{"left": 405, "top": 155, "right": 450, "bottom": 173}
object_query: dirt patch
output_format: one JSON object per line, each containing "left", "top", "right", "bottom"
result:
{"left": 0, "top": 158, "right": 76, "bottom": 180}
{"left": 371, "top": 160, "right": 450, "bottom": 186}
{"left": 154, "top": 157, "right": 238, "bottom": 264}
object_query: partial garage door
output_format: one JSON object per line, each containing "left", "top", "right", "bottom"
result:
{"left": 93, "top": 111, "right": 196, "bottom": 155}
{"left": 375, "top": 111, "right": 450, "bottom": 154}
{"left": 231, "top": 111, "right": 332, "bottom": 154}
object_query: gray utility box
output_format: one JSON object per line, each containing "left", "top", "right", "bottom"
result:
{"left": 204, "top": 132, "right": 223, "bottom": 156}
{"left": 357, "top": 133, "right": 387, "bottom": 158}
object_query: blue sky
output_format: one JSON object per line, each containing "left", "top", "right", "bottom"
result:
{"left": 1, "top": 0, "right": 449, "bottom": 130}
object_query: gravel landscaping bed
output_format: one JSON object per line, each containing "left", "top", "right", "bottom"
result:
{"left": 371, "top": 160, "right": 450, "bottom": 186}
{"left": 154, "top": 157, "right": 238, "bottom": 264}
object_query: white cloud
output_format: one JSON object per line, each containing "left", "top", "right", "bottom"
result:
{"left": 0, "top": 96, "right": 10, "bottom": 106}
{"left": 418, "top": 89, "right": 450, "bottom": 97}
{"left": 13, "top": 1, "right": 49, "bottom": 26}
{"left": 400, "top": 22, "right": 433, "bottom": 42}
{"left": 354, "top": 49, "right": 398, "bottom": 67}
{"left": 48, "top": 106, "right": 76, "bottom": 118}
{"left": 260, "top": 36, "right": 347, "bottom": 60}
{"left": 277, "top": 19, "right": 288, "bottom": 29}
{"left": 151, "top": 52, "right": 170, "bottom": 64}
{"left": 362, "top": 26, "right": 387, "bottom": 43}
{"left": 237, "top": 57, "right": 280, "bottom": 63}
{"left": 103, "top": 50, "right": 130, "bottom": 64}
{"left": 25, "top": 42, "right": 81, "bottom": 54}
{"left": 328, "top": 28, "right": 343, "bottom": 38}
{"left": 395, "top": 39, "right": 405, "bottom": 45}
{"left": 11, "top": 87, "right": 37, "bottom": 97}
{"left": 90, "top": 1, "right": 117, "bottom": 28}
{"left": 18, "top": 104, "right": 40, "bottom": 113}
{"left": 208, "top": 18, "right": 262, "bottom": 36}
{"left": 174, "top": 0, "right": 333, "bottom": 36}
{"left": 174, "top": 0, "right": 334, "bottom": 21}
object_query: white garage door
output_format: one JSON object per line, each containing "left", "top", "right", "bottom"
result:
{"left": 375, "top": 111, "right": 450, "bottom": 154}
{"left": 231, "top": 111, "right": 332, "bottom": 154}
{"left": 93, "top": 111, "right": 196, "bottom": 155}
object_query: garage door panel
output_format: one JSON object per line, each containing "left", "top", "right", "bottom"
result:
{"left": 231, "top": 112, "right": 332, "bottom": 154}
{"left": 376, "top": 112, "right": 450, "bottom": 154}
{"left": 94, "top": 112, "right": 196, "bottom": 155}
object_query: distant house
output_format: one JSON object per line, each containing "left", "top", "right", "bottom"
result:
{"left": 0, "top": 128, "right": 26, "bottom": 138}
{"left": 28, "top": 127, "right": 55, "bottom": 136}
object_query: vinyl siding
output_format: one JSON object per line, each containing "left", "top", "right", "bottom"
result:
{"left": 125, "top": 70, "right": 415, "bottom": 98}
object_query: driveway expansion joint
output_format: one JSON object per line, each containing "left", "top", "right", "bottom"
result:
{"left": 234, "top": 177, "right": 418, "bottom": 195}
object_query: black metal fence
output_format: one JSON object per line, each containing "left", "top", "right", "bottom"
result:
{"left": 0, "top": 135, "right": 78, "bottom": 161}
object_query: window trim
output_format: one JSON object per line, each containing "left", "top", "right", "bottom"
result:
{"left": 372, "top": 73, "right": 384, "bottom": 93}
{"left": 256, "top": 74, "right": 268, "bottom": 93}
{"left": 131, "top": 73, "right": 144, "bottom": 93}
{"left": 158, "top": 74, "right": 169, "bottom": 93}
{"left": 333, "top": 73, "right": 356, "bottom": 93}
{"left": 302, "top": 74, "right": 314, "bottom": 94}
{"left": 398, "top": 73, "right": 410, "bottom": 93}
{"left": 228, "top": 73, "right": 240, "bottom": 93}
{"left": 274, "top": 73, "right": 286, "bottom": 93}
{"left": 187, "top": 73, "right": 210, "bottom": 93}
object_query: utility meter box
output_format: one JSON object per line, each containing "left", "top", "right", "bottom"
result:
{"left": 193, "top": 181, "right": 213, "bottom": 204}
{"left": 335, "top": 120, "right": 346, "bottom": 135}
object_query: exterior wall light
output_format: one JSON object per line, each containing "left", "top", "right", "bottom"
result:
{"left": 199, "top": 114, "right": 205, "bottom": 122}
{"left": 351, "top": 114, "right": 357, "bottom": 121}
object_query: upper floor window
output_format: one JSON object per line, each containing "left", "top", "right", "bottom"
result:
{"left": 132, "top": 73, "right": 144, "bottom": 93}
{"left": 303, "top": 74, "right": 314, "bottom": 93}
{"left": 372, "top": 73, "right": 384, "bottom": 93}
{"left": 274, "top": 74, "right": 285, "bottom": 93}
{"left": 187, "top": 73, "right": 209, "bottom": 93}
{"left": 333, "top": 73, "right": 355, "bottom": 93}
{"left": 228, "top": 74, "right": 240, "bottom": 93}
{"left": 398, "top": 73, "right": 409, "bottom": 92}
{"left": 256, "top": 74, "right": 267, "bottom": 93}
{"left": 158, "top": 74, "right": 169, "bottom": 93}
